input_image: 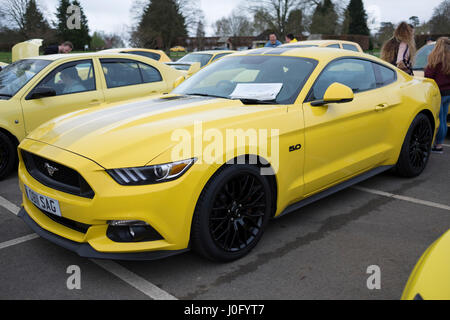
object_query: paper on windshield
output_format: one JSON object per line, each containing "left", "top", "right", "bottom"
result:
{"left": 230, "top": 83, "right": 283, "bottom": 101}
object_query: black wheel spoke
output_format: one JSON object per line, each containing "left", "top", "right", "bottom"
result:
{"left": 208, "top": 171, "right": 268, "bottom": 253}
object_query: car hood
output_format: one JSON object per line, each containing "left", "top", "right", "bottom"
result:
{"left": 26, "top": 95, "right": 279, "bottom": 168}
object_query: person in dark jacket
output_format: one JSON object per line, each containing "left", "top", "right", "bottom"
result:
{"left": 43, "top": 41, "right": 73, "bottom": 55}
{"left": 425, "top": 37, "right": 450, "bottom": 154}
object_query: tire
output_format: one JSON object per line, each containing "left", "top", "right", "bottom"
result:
{"left": 191, "top": 164, "right": 273, "bottom": 262}
{"left": 395, "top": 113, "right": 433, "bottom": 178}
{"left": 0, "top": 131, "right": 17, "bottom": 180}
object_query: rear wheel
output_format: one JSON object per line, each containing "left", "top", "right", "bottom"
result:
{"left": 191, "top": 165, "right": 273, "bottom": 262}
{"left": 0, "top": 132, "right": 17, "bottom": 180}
{"left": 395, "top": 113, "right": 433, "bottom": 178}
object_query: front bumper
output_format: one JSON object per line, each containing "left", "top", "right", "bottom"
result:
{"left": 17, "top": 139, "right": 213, "bottom": 259}
{"left": 19, "top": 207, "right": 188, "bottom": 261}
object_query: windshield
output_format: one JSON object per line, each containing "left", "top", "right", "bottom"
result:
{"left": 414, "top": 44, "right": 435, "bottom": 70}
{"left": 173, "top": 55, "right": 317, "bottom": 104}
{"left": 0, "top": 59, "right": 51, "bottom": 98}
{"left": 178, "top": 53, "right": 213, "bottom": 67}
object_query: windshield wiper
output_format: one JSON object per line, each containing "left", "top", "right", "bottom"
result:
{"left": 188, "top": 93, "right": 230, "bottom": 99}
{"left": 0, "top": 94, "right": 12, "bottom": 98}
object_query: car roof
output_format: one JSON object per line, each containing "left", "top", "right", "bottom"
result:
{"left": 100, "top": 48, "right": 165, "bottom": 54}
{"left": 281, "top": 40, "right": 361, "bottom": 47}
{"left": 17, "top": 52, "right": 166, "bottom": 62}
{"left": 232, "top": 46, "right": 388, "bottom": 66}
{"left": 186, "top": 50, "right": 236, "bottom": 55}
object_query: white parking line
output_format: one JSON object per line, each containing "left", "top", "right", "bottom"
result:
{"left": 91, "top": 259, "right": 178, "bottom": 300}
{"left": 0, "top": 234, "right": 39, "bottom": 250}
{"left": 443, "top": 144, "right": 450, "bottom": 148}
{"left": 353, "top": 186, "right": 450, "bottom": 212}
{"left": 0, "top": 195, "right": 20, "bottom": 215}
{"left": 0, "top": 193, "right": 177, "bottom": 300}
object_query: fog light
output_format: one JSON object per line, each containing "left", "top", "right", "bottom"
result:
{"left": 107, "top": 220, "right": 163, "bottom": 243}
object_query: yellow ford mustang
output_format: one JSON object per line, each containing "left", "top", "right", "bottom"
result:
{"left": 166, "top": 50, "right": 235, "bottom": 73}
{"left": 17, "top": 47, "right": 440, "bottom": 262}
{"left": 0, "top": 52, "right": 185, "bottom": 179}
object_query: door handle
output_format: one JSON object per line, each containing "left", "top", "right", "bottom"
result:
{"left": 89, "top": 99, "right": 100, "bottom": 105}
{"left": 375, "top": 103, "right": 390, "bottom": 111}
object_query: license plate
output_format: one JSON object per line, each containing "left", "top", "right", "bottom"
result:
{"left": 25, "top": 185, "right": 62, "bottom": 217}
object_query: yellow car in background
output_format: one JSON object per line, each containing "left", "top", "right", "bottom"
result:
{"left": 17, "top": 47, "right": 440, "bottom": 262}
{"left": 280, "top": 40, "right": 363, "bottom": 52}
{"left": 0, "top": 52, "right": 185, "bottom": 179}
{"left": 100, "top": 48, "right": 172, "bottom": 63}
{"left": 402, "top": 230, "right": 450, "bottom": 300}
{"left": 167, "top": 50, "right": 235, "bottom": 74}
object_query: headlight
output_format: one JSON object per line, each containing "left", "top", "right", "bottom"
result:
{"left": 107, "top": 158, "right": 196, "bottom": 186}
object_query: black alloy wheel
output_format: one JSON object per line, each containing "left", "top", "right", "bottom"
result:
{"left": 396, "top": 113, "right": 433, "bottom": 178}
{"left": 191, "top": 164, "right": 273, "bottom": 262}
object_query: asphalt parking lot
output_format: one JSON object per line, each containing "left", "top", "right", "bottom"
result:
{"left": 0, "top": 136, "right": 449, "bottom": 300}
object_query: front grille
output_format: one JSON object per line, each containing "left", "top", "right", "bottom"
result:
{"left": 22, "top": 150, "right": 95, "bottom": 199}
{"left": 39, "top": 209, "right": 91, "bottom": 234}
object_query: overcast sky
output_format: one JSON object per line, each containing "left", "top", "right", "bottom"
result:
{"left": 39, "top": 0, "right": 445, "bottom": 36}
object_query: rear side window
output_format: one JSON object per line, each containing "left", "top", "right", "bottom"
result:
{"left": 211, "top": 53, "right": 232, "bottom": 62}
{"left": 124, "top": 51, "right": 161, "bottom": 61}
{"left": 326, "top": 44, "right": 340, "bottom": 49}
{"left": 310, "top": 58, "right": 377, "bottom": 100}
{"left": 342, "top": 44, "right": 359, "bottom": 52}
{"left": 100, "top": 59, "right": 162, "bottom": 89}
{"left": 373, "top": 63, "right": 396, "bottom": 87}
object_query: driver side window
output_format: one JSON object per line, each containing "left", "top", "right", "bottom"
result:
{"left": 36, "top": 60, "right": 96, "bottom": 96}
{"left": 310, "top": 58, "right": 377, "bottom": 101}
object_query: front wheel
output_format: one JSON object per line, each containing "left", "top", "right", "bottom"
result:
{"left": 0, "top": 132, "right": 17, "bottom": 180}
{"left": 395, "top": 113, "right": 433, "bottom": 178}
{"left": 191, "top": 165, "right": 273, "bottom": 262}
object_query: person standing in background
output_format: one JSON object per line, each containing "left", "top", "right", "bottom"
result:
{"left": 265, "top": 33, "right": 282, "bottom": 48}
{"left": 285, "top": 34, "right": 298, "bottom": 44}
{"left": 44, "top": 41, "right": 74, "bottom": 55}
{"left": 381, "top": 22, "right": 416, "bottom": 75}
{"left": 425, "top": 37, "right": 450, "bottom": 154}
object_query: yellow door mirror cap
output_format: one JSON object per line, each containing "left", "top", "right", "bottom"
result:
{"left": 312, "top": 82, "right": 354, "bottom": 106}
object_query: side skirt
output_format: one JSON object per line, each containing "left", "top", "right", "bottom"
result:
{"left": 276, "top": 165, "right": 394, "bottom": 219}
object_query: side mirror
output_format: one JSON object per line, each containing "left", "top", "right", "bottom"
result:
{"left": 187, "top": 62, "right": 201, "bottom": 76}
{"left": 173, "top": 76, "right": 185, "bottom": 89}
{"left": 311, "top": 82, "right": 354, "bottom": 106}
{"left": 27, "top": 86, "right": 57, "bottom": 100}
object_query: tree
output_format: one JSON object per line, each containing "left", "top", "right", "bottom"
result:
{"left": 248, "top": 0, "right": 317, "bottom": 38}
{"left": 428, "top": 0, "right": 450, "bottom": 34}
{"left": 70, "top": 0, "right": 90, "bottom": 49}
{"left": 132, "top": 0, "right": 187, "bottom": 50}
{"left": 214, "top": 11, "right": 255, "bottom": 37}
{"left": 342, "top": 0, "right": 369, "bottom": 35}
{"left": 23, "top": 0, "right": 50, "bottom": 38}
{"left": 408, "top": 16, "right": 420, "bottom": 28}
{"left": 0, "top": 0, "right": 29, "bottom": 33}
{"left": 90, "top": 31, "right": 105, "bottom": 50}
{"left": 375, "top": 21, "right": 395, "bottom": 48}
{"left": 286, "top": 9, "right": 304, "bottom": 36}
{"left": 196, "top": 20, "right": 205, "bottom": 50}
{"left": 309, "top": 0, "right": 338, "bottom": 35}
{"left": 54, "top": 0, "right": 90, "bottom": 49}
{"left": 55, "top": 0, "right": 71, "bottom": 41}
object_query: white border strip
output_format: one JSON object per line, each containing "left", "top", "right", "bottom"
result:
{"left": 0, "top": 195, "right": 20, "bottom": 215}
{"left": 0, "top": 234, "right": 39, "bottom": 250}
{"left": 91, "top": 259, "right": 178, "bottom": 300}
{"left": 442, "top": 144, "right": 450, "bottom": 148}
{"left": 354, "top": 186, "right": 450, "bottom": 212}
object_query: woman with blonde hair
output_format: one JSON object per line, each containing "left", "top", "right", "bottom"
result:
{"left": 381, "top": 22, "right": 416, "bottom": 75}
{"left": 425, "top": 37, "right": 450, "bottom": 153}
